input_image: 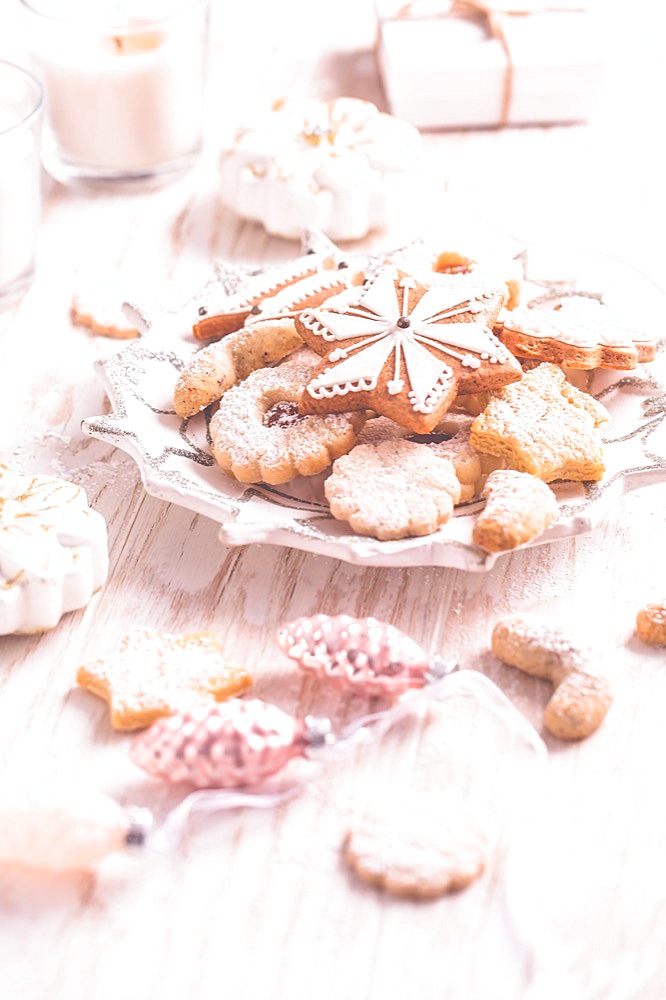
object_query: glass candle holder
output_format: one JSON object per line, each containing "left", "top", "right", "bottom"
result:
{"left": 20, "top": 0, "right": 211, "bottom": 188}
{"left": 0, "top": 60, "right": 43, "bottom": 309}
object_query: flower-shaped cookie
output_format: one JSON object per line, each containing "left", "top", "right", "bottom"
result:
{"left": 297, "top": 266, "right": 522, "bottom": 433}
{"left": 0, "top": 467, "right": 108, "bottom": 635}
{"left": 325, "top": 440, "right": 461, "bottom": 540}
{"left": 76, "top": 628, "right": 253, "bottom": 730}
{"left": 218, "top": 97, "right": 423, "bottom": 240}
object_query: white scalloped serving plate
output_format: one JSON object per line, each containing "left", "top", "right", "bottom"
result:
{"left": 82, "top": 240, "right": 666, "bottom": 571}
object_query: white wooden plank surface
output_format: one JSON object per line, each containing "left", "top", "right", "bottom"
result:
{"left": 1, "top": 2, "right": 666, "bottom": 998}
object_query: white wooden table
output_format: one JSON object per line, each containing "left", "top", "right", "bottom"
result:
{"left": 2, "top": 3, "right": 666, "bottom": 998}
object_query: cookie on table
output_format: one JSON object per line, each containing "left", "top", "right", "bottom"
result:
{"left": 635, "top": 601, "right": 666, "bottom": 645}
{"left": 472, "top": 469, "right": 559, "bottom": 553}
{"left": 209, "top": 349, "right": 366, "bottom": 485}
{"left": 76, "top": 628, "right": 253, "bottom": 731}
{"left": 71, "top": 285, "right": 141, "bottom": 339}
{"left": 324, "top": 439, "right": 461, "bottom": 540}
{"left": 0, "top": 466, "right": 108, "bottom": 636}
{"left": 218, "top": 96, "right": 423, "bottom": 241}
{"left": 469, "top": 362, "right": 609, "bottom": 482}
{"left": 296, "top": 265, "right": 522, "bottom": 434}
{"left": 341, "top": 696, "right": 495, "bottom": 899}
{"left": 495, "top": 295, "right": 657, "bottom": 370}
{"left": 343, "top": 805, "right": 488, "bottom": 899}
{"left": 491, "top": 613, "right": 613, "bottom": 740}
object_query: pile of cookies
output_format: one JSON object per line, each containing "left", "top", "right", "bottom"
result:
{"left": 172, "top": 244, "right": 656, "bottom": 553}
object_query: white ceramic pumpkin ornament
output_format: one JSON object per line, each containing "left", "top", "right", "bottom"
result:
{"left": 0, "top": 465, "right": 108, "bottom": 634}
{"left": 219, "top": 97, "right": 423, "bottom": 241}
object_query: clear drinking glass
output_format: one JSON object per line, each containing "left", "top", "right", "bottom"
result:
{"left": 20, "top": 0, "right": 211, "bottom": 188}
{"left": 0, "top": 60, "right": 43, "bottom": 308}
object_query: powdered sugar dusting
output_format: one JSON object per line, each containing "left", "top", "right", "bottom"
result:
{"left": 210, "top": 350, "right": 365, "bottom": 483}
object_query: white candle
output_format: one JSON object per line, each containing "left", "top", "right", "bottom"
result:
{"left": 0, "top": 67, "right": 42, "bottom": 304}
{"left": 22, "top": 1, "right": 210, "bottom": 183}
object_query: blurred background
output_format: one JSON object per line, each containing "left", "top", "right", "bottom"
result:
{"left": 1, "top": 0, "right": 663, "bottom": 285}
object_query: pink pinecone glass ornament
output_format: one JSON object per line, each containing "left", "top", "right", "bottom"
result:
{"left": 276, "top": 613, "right": 449, "bottom": 698}
{"left": 130, "top": 698, "right": 329, "bottom": 788}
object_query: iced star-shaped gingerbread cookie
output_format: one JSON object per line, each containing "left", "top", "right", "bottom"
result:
{"left": 296, "top": 266, "right": 522, "bottom": 433}
{"left": 76, "top": 628, "right": 253, "bottom": 730}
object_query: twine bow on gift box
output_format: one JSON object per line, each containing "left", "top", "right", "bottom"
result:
{"left": 388, "top": 0, "right": 586, "bottom": 126}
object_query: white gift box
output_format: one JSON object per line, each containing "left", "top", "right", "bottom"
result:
{"left": 375, "top": 0, "right": 606, "bottom": 130}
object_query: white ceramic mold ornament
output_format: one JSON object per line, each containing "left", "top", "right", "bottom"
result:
{"left": 218, "top": 97, "right": 423, "bottom": 241}
{"left": 0, "top": 466, "right": 109, "bottom": 635}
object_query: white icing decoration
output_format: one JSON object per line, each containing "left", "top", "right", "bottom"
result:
{"left": 303, "top": 268, "right": 511, "bottom": 414}
{"left": 243, "top": 264, "right": 358, "bottom": 325}
{"left": 200, "top": 252, "right": 327, "bottom": 322}
{"left": 502, "top": 297, "right": 652, "bottom": 349}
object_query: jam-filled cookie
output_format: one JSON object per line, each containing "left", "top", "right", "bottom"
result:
{"left": 209, "top": 350, "right": 366, "bottom": 485}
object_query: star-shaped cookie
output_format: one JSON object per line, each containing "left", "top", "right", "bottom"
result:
{"left": 76, "top": 628, "right": 253, "bottom": 730}
{"left": 296, "top": 266, "right": 522, "bottom": 433}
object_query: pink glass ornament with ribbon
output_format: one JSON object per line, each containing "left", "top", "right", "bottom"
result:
{"left": 275, "top": 613, "right": 456, "bottom": 697}
{"left": 0, "top": 615, "right": 545, "bottom": 874}
{"left": 130, "top": 697, "right": 333, "bottom": 790}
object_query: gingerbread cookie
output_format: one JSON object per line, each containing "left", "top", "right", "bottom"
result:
{"left": 472, "top": 469, "right": 559, "bottom": 553}
{"left": 324, "top": 439, "right": 461, "bottom": 540}
{"left": 76, "top": 628, "right": 253, "bottom": 731}
{"left": 296, "top": 265, "right": 522, "bottom": 434}
{"left": 495, "top": 295, "right": 657, "bottom": 370}
{"left": 209, "top": 350, "right": 366, "bottom": 485}
{"left": 470, "top": 363, "right": 609, "bottom": 482}
{"left": 193, "top": 251, "right": 364, "bottom": 342}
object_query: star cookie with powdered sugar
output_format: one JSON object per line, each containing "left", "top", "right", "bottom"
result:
{"left": 296, "top": 266, "right": 523, "bottom": 433}
{"left": 76, "top": 628, "right": 253, "bottom": 730}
